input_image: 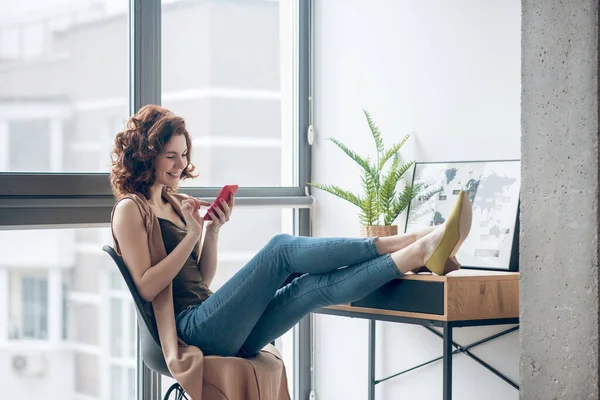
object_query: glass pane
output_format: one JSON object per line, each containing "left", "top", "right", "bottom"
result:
{"left": 8, "top": 121, "right": 51, "bottom": 171}
{"left": 1, "top": 205, "right": 297, "bottom": 398}
{"left": 128, "top": 367, "right": 136, "bottom": 399}
{"left": 0, "top": 0, "right": 129, "bottom": 173}
{"left": 9, "top": 270, "right": 48, "bottom": 339}
{"left": 0, "top": 227, "right": 137, "bottom": 399}
{"left": 62, "top": 273, "right": 69, "bottom": 340}
{"left": 161, "top": 0, "right": 300, "bottom": 187}
{"left": 70, "top": 302, "right": 100, "bottom": 346}
{"left": 110, "top": 298, "right": 123, "bottom": 357}
{"left": 127, "top": 304, "right": 136, "bottom": 358}
{"left": 110, "top": 365, "right": 122, "bottom": 400}
{"left": 111, "top": 269, "right": 125, "bottom": 291}
{"left": 76, "top": 353, "right": 100, "bottom": 396}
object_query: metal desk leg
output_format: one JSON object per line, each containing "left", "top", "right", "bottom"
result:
{"left": 443, "top": 322, "right": 453, "bottom": 400}
{"left": 368, "top": 319, "right": 376, "bottom": 400}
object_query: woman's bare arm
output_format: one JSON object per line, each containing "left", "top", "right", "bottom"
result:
{"left": 196, "top": 198, "right": 233, "bottom": 287}
{"left": 112, "top": 199, "right": 198, "bottom": 302}
{"left": 197, "top": 229, "right": 218, "bottom": 287}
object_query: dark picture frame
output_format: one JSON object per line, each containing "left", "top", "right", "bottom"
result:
{"left": 405, "top": 160, "right": 520, "bottom": 272}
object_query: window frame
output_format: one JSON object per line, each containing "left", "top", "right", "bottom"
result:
{"left": 0, "top": 0, "right": 313, "bottom": 399}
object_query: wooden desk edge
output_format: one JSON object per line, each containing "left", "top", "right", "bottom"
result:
{"left": 400, "top": 273, "right": 520, "bottom": 282}
{"left": 321, "top": 304, "right": 519, "bottom": 322}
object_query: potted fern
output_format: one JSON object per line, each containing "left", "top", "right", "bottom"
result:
{"left": 308, "top": 110, "right": 433, "bottom": 238}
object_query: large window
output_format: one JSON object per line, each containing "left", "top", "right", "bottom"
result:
{"left": 0, "top": 208, "right": 298, "bottom": 399}
{"left": 0, "top": 227, "right": 137, "bottom": 399}
{"left": 162, "top": 0, "right": 300, "bottom": 188}
{"left": 0, "top": 0, "right": 129, "bottom": 174}
{"left": 0, "top": 0, "right": 310, "bottom": 399}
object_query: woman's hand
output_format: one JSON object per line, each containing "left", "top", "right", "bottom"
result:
{"left": 205, "top": 197, "right": 235, "bottom": 234}
{"left": 181, "top": 197, "right": 211, "bottom": 239}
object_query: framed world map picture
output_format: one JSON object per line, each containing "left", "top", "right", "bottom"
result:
{"left": 405, "top": 160, "right": 520, "bottom": 271}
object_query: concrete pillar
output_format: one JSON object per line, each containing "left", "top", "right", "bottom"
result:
{"left": 521, "top": 1, "right": 600, "bottom": 399}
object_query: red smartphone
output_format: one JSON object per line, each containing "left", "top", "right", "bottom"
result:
{"left": 203, "top": 184, "right": 239, "bottom": 220}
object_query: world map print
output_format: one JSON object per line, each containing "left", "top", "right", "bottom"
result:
{"left": 406, "top": 161, "right": 520, "bottom": 270}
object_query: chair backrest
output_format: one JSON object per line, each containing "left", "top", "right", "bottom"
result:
{"left": 102, "top": 245, "right": 172, "bottom": 377}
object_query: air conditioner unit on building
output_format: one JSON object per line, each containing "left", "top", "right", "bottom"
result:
{"left": 11, "top": 354, "right": 47, "bottom": 377}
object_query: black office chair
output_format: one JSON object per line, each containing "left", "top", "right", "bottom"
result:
{"left": 102, "top": 245, "right": 188, "bottom": 400}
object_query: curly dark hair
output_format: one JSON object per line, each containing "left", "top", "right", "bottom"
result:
{"left": 110, "top": 104, "right": 198, "bottom": 199}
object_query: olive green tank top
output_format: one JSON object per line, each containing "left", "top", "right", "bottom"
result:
{"left": 157, "top": 217, "right": 213, "bottom": 315}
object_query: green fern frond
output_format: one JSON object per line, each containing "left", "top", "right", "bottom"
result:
{"left": 379, "top": 155, "right": 401, "bottom": 216}
{"left": 359, "top": 196, "right": 376, "bottom": 225}
{"left": 307, "top": 182, "right": 363, "bottom": 208}
{"left": 378, "top": 134, "right": 410, "bottom": 170}
{"left": 328, "top": 137, "right": 377, "bottom": 179}
{"left": 360, "top": 173, "right": 378, "bottom": 225}
{"left": 395, "top": 160, "right": 415, "bottom": 180}
{"left": 384, "top": 185, "right": 422, "bottom": 226}
{"left": 363, "top": 109, "right": 384, "bottom": 156}
{"left": 360, "top": 198, "right": 378, "bottom": 225}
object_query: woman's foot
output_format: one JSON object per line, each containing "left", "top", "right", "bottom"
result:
{"left": 375, "top": 225, "right": 437, "bottom": 255}
{"left": 423, "top": 191, "right": 472, "bottom": 275}
{"left": 401, "top": 191, "right": 472, "bottom": 275}
{"left": 409, "top": 224, "right": 439, "bottom": 243}
{"left": 390, "top": 226, "right": 445, "bottom": 275}
{"left": 420, "top": 223, "right": 446, "bottom": 266}
{"left": 380, "top": 191, "right": 472, "bottom": 276}
{"left": 408, "top": 224, "right": 443, "bottom": 274}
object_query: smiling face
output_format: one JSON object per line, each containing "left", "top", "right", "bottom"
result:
{"left": 154, "top": 133, "right": 189, "bottom": 188}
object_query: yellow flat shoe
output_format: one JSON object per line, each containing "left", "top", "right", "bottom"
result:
{"left": 424, "top": 190, "right": 472, "bottom": 275}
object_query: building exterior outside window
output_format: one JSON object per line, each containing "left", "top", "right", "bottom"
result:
{"left": 9, "top": 272, "right": 49, "bottom": 340}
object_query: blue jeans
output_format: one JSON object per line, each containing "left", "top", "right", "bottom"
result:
{"left": 175, "top": 234, "right": 401, "bottom": 357}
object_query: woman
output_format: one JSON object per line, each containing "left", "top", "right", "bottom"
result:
{"left": 110, "top": 104, "right": 472, "bottom": 358}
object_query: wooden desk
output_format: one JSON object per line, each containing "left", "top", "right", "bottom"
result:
{"left": 314, "top": 270, "right": 520, "bottom": 400}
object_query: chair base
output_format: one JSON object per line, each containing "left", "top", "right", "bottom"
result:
{"left": 164, "top": 382, "right": 188, "bottom": 400}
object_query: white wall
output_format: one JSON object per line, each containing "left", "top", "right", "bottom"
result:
{"left": 311, "top": 1, "right": 521, "bottom": 399}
